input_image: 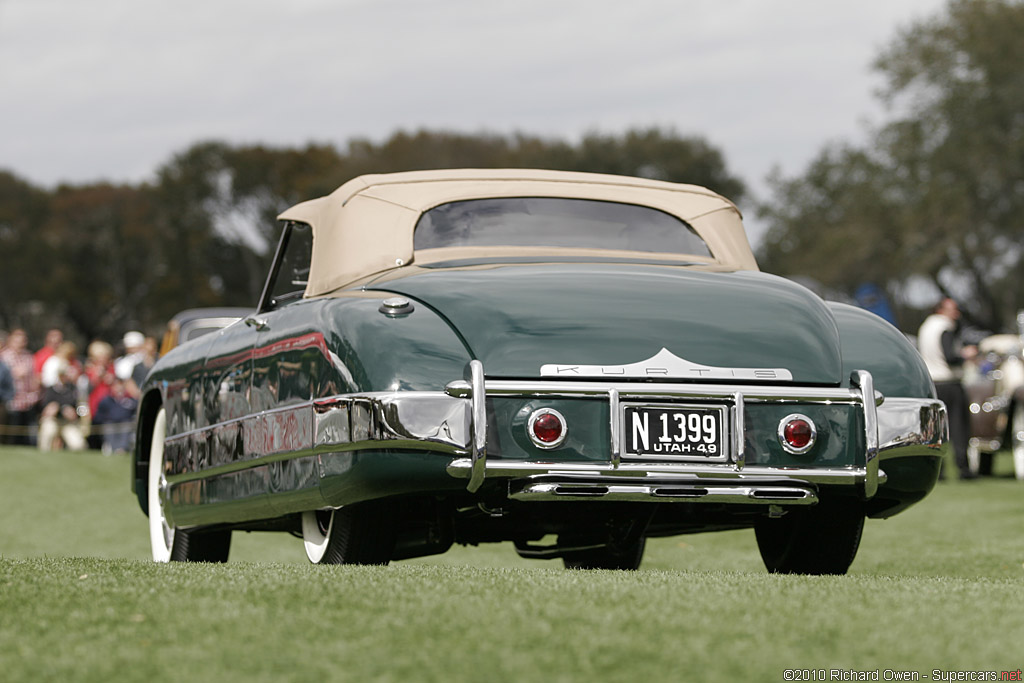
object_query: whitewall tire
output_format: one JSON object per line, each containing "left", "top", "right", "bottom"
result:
{"left": 302, "top": 510, "right": 334, "bottom": 563}
{"left": 148, "top": 408, "right": 174, "bottom": 563}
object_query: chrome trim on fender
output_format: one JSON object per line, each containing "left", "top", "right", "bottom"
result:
{"left": 876, "top": 398, "right": 948, "bottom": 459}
{"left": 313, "top": 391, "right": 469, "bottom": 451}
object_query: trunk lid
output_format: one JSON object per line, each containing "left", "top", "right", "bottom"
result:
{"left": 374, "top": 263, "right": 842, "bottom": 385}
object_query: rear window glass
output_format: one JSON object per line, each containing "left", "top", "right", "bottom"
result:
{"left": 413, "top": 197, "right": 711, "bottom": 257}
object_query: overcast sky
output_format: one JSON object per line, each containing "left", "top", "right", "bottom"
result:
{"left": 1, "top": 0, "right": 947, "bottom": 235}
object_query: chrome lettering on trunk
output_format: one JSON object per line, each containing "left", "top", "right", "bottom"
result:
{"left": 540, "top": 347, "right": 794, "bottom": 381}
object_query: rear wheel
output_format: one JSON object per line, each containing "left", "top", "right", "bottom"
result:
{"left": 754, "top": 501, "right": 864, "bottom": 575}
{"left": 562, "top": 537, "right": 646, "bottom": 570}
{"left": 147, "top": 408, "right": 230, "bottom": 563}
{"left": 301, "top": 501, "right": 396, "bottom": 565}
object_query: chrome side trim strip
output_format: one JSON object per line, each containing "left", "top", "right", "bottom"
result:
{"left": 165, "top": 400, "right": 313, "bottom": 444}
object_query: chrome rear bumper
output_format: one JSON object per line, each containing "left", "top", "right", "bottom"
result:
{"left": 302, "top": 363, "right": 946, "bottom": 505}
{"left": 441, "top": 363, "right": 942, "bottom": 499}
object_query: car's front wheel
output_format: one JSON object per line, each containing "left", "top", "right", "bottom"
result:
{"left": 301, "top": 501, "right": 396, "bottom": 565}
{"left": 147, "top": 408, "right": 231, "bottom": 563}
{"left": 754, "top": 500, "right": 864, "bottom": 575}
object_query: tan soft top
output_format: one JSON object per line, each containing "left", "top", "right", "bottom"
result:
{"left": 278, "top": 169, "right": 758, "bottom": 297}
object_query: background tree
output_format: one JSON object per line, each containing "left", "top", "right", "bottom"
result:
{"left": 759, "top": 0, "right": 1024, "bottom": 332}
{"left": 0, "top": 172, "right": 50, "bottom": 329}
{"left": 42, "top": 183, "right": 158, "bottom": 340}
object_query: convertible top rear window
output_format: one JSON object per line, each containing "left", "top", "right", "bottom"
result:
{"left": 413, "top": 197, "right": 712, "bottom": 257}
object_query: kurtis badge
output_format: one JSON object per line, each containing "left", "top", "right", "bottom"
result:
{"left": 540, "top": 347, "right": 794, "bottom": 381}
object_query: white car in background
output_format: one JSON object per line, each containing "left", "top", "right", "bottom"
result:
{"left": 964, "top": 312, "right": 1024, "bottom": 479}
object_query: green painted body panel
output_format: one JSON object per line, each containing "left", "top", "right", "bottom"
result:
{"left": 828, "top": 302, "right": 935, "bottom": 399}
{"left": 318, "top": 450, "right": 466, "bottom": 506}
{"left": 306, "top": 296, "right": 471, "bottom": 393}
{"left": 375, "top": 264, "right": 843, "bottom": 384}
{"left": 865, "top": 455, "right": 942, "bottom": 519}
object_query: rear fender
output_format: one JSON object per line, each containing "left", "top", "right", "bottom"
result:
{"left": 829, "top": 303, "right": 934, "bottom": 399}
{"left": 314, "top": 294, "right": 473, "bottom": 393}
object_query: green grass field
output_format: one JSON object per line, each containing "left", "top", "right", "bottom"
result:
{"left": 2, "top": 447, "right": 1023, "bottom": 682}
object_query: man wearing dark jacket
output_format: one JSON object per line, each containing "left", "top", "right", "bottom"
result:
{"left": 917, "top": 297, "right": 977, "bottom": 479}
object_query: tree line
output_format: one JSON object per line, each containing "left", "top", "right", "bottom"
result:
{"left": 0, "top": 129, "right": 745, "bottom": 343}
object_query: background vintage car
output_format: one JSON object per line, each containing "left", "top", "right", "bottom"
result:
{"left": 964, "top": 312, "right": 1024, "bottom": 479}
{"left": 158, "top": 307, "right": 253, "bottom": 355}
{"left": 132, "top": 169, "right": 948, "bottom": 574}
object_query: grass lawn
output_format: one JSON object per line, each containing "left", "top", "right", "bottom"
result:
{"left": 1, "top": 447, "right": 1023, "bottom": 682}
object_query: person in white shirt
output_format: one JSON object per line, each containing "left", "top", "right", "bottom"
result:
{"left": 114, "top": 331, "right": 146, "bottom": 381}
{"left": 917, "top": 297, "right": 977, "bottom": 479}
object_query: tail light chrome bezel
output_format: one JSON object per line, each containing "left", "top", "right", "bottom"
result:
{"left": 527, "top": 408, "right": 568, "bottom": 449}
{"left": 778, "top": 413, "right": 816, "bottom": 455}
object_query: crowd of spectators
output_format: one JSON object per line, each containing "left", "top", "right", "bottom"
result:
{"left": 0, "top": 327, "right": 157, "bottom": 454}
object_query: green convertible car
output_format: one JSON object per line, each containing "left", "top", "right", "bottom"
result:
{"left": 132, "top": 169, "right": 948, "bottom": 573}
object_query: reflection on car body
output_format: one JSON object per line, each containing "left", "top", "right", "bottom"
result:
{"left": 132, "top": 169, "right": 948, "bottom": 573}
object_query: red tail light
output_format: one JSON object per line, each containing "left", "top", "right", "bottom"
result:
{"left": 779, "top": 414, "right": 816, "bottom": 454}
{"left": 528, "top": 408, "right": 567, "bottom": 449}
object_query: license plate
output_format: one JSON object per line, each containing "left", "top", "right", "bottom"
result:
{"left": 623, "top": 404, "right": 727, "bottom": 460}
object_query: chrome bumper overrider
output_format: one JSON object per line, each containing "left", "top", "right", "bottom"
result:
{"left": 307, "top": 362, "right": 947, "bottom": 504}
